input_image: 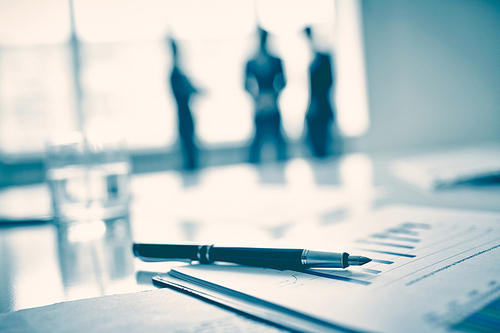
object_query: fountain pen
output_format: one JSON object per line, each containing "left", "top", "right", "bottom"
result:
{"left": 133, "top": 243, "right": 371, "bottom": 270}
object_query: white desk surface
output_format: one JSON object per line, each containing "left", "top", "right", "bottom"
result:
{"left": 1, "top": 153, "right": 499, "bottom": 331}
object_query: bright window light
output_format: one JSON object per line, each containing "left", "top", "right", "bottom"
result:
{"left": 167, "top": 0, "right": 255, "bottom": 40}
{"left": 81, "top": 43, "right": 176, "bottom": 149}
{"left": 335, "top": 0, "right": 370, "bottom": 137}
{"left": 0, "top": 0, "right": 370, "bottom": 154}
{"left": 0, "top": 0, "right": 70, "bottom": 45}
{"left": 73, "top": 0, "right": 170, "bottom": 43}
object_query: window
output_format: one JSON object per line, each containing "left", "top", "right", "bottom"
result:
{"left": 0, "top": 0, "right": 368, "bottom": 160}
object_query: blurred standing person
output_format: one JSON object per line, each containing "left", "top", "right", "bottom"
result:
{"left": 245, "top": 28, "right": 287, "bottom": 163}
{"left": 169, "top": 38, "right": 199, "bottom": 170}
{"left": 304, "top": 26, "right": 340, "bottom": 157}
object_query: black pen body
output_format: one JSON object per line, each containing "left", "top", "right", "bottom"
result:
{"left": 133, "top": 243, "right": 305, "bottom": 270}
{"left": 210, "top": 247, "right": 304, "bottom": 270}
{"left": 133, "top": 243, "right": 200, "bottom": 261}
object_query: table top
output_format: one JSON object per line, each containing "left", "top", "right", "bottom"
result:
{"left": 1, "top": 152, "right": 499, "bottom": 330}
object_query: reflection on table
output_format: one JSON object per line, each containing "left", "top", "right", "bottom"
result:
{"left": 1, "top": 153, "right": 500, "bottom": 314}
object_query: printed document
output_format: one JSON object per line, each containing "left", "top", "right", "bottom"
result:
{"left": 390, "top": 145, "right": 500, "bottom": 190}
{"left": 156, "top": 206, "right": 500, "bottom": 333}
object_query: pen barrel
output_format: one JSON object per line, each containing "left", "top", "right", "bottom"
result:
{"left": 134, "top": 244, "right": 348, "bottom": 269}
{"left": 133, "top": 244, "right": 200, "bottom": 261}
{"left": 210, "top": 247, "right": 304, "bottom": 270}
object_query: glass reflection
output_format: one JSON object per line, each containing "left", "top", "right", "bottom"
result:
{"left": 56, "top": 214, "right": 134, "bottom": 300}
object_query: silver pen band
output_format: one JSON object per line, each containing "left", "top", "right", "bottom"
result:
{"left": 301, "top": 249, "right": 309, "bottom": 265}
{"left": 206, "top": 244, "right": 213, "bottom": 263}
{"left": 197, "top": 245, "right": 202, "bottom": 261}
{"left": 196, "top": 244, "right": 214, "bottom": 264}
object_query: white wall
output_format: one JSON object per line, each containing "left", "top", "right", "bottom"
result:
{"left": 353, "top": 0, "right": 500, "bottom": 151}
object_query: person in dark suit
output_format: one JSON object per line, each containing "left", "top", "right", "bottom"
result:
{"left": 245, "top": 28, "right": 287, "bottom": 163}
{"left": 169, "top": 38, "right": 199, "bottom": 170}
{"left": 304, "top": 26, "right": 339, "bottom": 157}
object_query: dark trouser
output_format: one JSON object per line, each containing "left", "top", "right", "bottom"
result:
{"left": 179, "top": 131, "right": 197, "bottom": 170}
{"left": 249, "top": 111, "right": 287, "bottom": 163}
{"left": 178, "top": 107, "right": 197, "bottom": 170}
{"left": 306, "top": 117, "right": 332, "bottom": 157}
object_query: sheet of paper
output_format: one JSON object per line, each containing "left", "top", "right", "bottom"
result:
{"left": 390, "top": 145, "right": 500, "bottom": 190}
{"left": 163, "top": 206, "right": 500, "bottom": 333}
{"left": 0, "top": 287, "right": 287, "bottom": 333}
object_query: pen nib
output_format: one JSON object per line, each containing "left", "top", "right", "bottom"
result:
{"left": 348, "top": 255, "right": 372, "bottom": 266}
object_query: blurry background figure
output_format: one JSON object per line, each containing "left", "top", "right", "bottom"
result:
{"left": 245, "top": 28, "right": 287, "bottom": 163}
{"left": 304, "top": 26, "right": 340, "bottom": 158}
{"left": 169, "top": 37, "right": 200, "bottom": 170}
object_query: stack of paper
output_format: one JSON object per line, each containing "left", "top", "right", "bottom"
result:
{"left": 390, "top": 145, "right": 500, "bottom": 190}
{"left": 155, "top": 206, "right": 500, "bottom": 333}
